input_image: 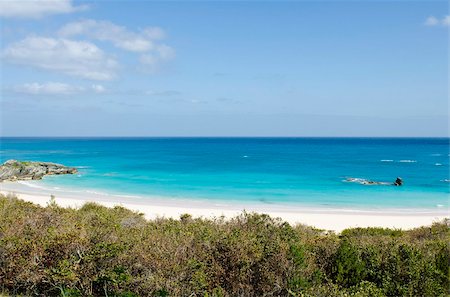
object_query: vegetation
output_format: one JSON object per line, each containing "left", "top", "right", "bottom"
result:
{"left": 0, "top": 194, "right": 448, "bottom": 296}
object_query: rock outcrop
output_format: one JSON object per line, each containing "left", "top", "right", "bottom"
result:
{"left": 393, "top": 177, "right": 403, "bottom": 186}
{"left": 0, "top": 160, "right": 77, "bottom": 182}
{"left": 345, "top": 177, "right": 403, "bottom": 186}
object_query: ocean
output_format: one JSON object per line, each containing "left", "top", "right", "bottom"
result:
{"left": 0, "top": 137, "right": 448, "bottom": 210}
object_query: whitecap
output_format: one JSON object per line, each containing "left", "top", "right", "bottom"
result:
{"left": 430, "top": 154, "right": 442, "bottom": 156}
{"left": 380, "top": 159, "right": 394, "bottom": 162}
{"left": 17, "top": 181, "right": 49, "bottom": 190}
{"left": 436, "top": 204, "right": 444, "bottom": 208}
{"left": 398, "top": 160, "right": 417, "bottom": 163}
{"left": 113, "top": 194, "right": 142, "bottom": 199}
{"left": 435, "top": 163, "right": 443, "bottom": 166}
{"left": 344, "top": 177, "right": 367, "bottom": 183}
{"left": 343, "top": 177, "right": 391, "bottom": 186}
{"left": 85, "top": 190, "right": 109, "bottom": 196}
{"left": 242, "top": 155, "right": 249, "bottom": 158}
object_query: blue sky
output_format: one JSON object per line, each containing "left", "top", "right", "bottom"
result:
{"left": 0, "top": 0, "right": 448, "bottom": 136}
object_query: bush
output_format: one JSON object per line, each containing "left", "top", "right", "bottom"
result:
{"left": 331, "top": 239, "right": 366, "bottom": 287}
{"left": 0, "top": 195, "right": 448, "bottom": 296}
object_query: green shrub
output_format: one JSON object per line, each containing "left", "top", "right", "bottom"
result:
{"left": 0, "top": 195, "right": 448, "bottom": 296}
{"left": 331, "top": 239, "right": 366, "bottom": 287}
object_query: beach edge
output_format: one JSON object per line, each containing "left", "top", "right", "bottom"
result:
{"left": 1, "top": 185, "right": 447, "bottom": 233}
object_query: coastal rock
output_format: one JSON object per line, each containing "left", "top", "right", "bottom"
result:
{"left": 0, "top": 159, "right": 77, "bottom": 182}
{"left": 345, "top": 177, "right": 403, "bottom": 186}
{"left": 393, "top": 177, "right": 403, "bottom": 186}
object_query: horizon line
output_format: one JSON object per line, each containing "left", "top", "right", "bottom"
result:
{"left": 1, "top": 136, "right": 449, "bottom": 139}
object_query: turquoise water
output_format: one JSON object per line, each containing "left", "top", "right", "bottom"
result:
{"left": 0, "top": 138, "right": 448, "bottom": 210}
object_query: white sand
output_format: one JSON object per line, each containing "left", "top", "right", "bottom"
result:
{"left": 1, "top": 182, "right": 448, "bottom": 233}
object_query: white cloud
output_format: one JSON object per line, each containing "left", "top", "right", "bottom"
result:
{"left": 11, "top": 82, "right": 107, "bottom": 95}
{"left": 59, "top": 19, "right": 167, "bottom": 52}
{"left": 91, "top": 84, "right": 106, "bottom": 93}
{"left": 443, "top": 15, "right": 450, "bottom": 26}
{"left": 156, "top": 44, "right": 176, "bottom": 60}
{"left": 0, "top": 0, "right": 87, "bottom": 19}
{"left": 2, "top": 36, "right": 118, "bottom": 80}
{"left": 140, "top": 44, "right": 175, "bottom": 68}
{"left": 145, "top": 90, "right": 181, "bottom": 96}
{"left": 13, "top": 82, "right": 82, "bottom": 95}
{"left": 59, "top": 19, "right": 175, "bottom": 69}
{"left": 424, "top": 16, "right": 439, "bottom": 26}
{"left": 142, "top": 27, "right": 166, "bottom": 40}
{"left": 424, "top": 15, "right": 450, "bottom": 26}
{"left": 139, "top": 54, "right": 158, "bottom": 66}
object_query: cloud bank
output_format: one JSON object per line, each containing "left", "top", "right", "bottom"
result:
{"left": 59, "top": 19, "right": 175, "bottom": 69}
{"left": 59, "top": 20, "right": 165, "bottom": 52}
{"left": 2, "top": 37, "right": 118, "bottom": 80}
{"left": 11, "top": 82, "right": 106, "bottom": 95}
{"left": 0, "top": 0, "right": 87, "bottom": 18}
{"left": 424, "top": 15, "right": 449, "bottom": 26}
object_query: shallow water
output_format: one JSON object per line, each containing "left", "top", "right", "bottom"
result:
{"left": 1, "top": 137, "right": 448, "bottom": 210}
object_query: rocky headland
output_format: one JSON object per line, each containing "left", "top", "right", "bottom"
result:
{"left": 0, "top": 160, "right": 77, "bottom": 182}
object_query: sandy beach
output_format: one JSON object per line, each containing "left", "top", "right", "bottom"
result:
{"left": 1, "top": 181, "right": 447, "bottom": 233}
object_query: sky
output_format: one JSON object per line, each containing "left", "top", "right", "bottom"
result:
{"left": 0, "top": 0, "right": 448, "bottom": 137}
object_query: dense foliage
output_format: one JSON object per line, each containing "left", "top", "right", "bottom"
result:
{"left": 0, "top": 195, "right": 448, "bottom": 296}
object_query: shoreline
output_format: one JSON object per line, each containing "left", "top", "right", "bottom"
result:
{"left": 1, "top": 181, "right": 448, "bottom": 232}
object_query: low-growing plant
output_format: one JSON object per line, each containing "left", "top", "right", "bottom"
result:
{"left": 0, "top": 195, "right": 448, "bottom": 296}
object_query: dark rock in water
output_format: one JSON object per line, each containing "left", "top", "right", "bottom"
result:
{"left": 393, "top": 177, "right": 403, "bottom": 186}
{"left": 345, "top": 177, "right": 404, "bottom": 186}
{"left": 0, "top": 159, "right": 77, "bottom": 182}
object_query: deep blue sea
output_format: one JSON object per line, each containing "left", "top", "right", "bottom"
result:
{"left": 0, "top": 138, "right": 449, "bottom": 210}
